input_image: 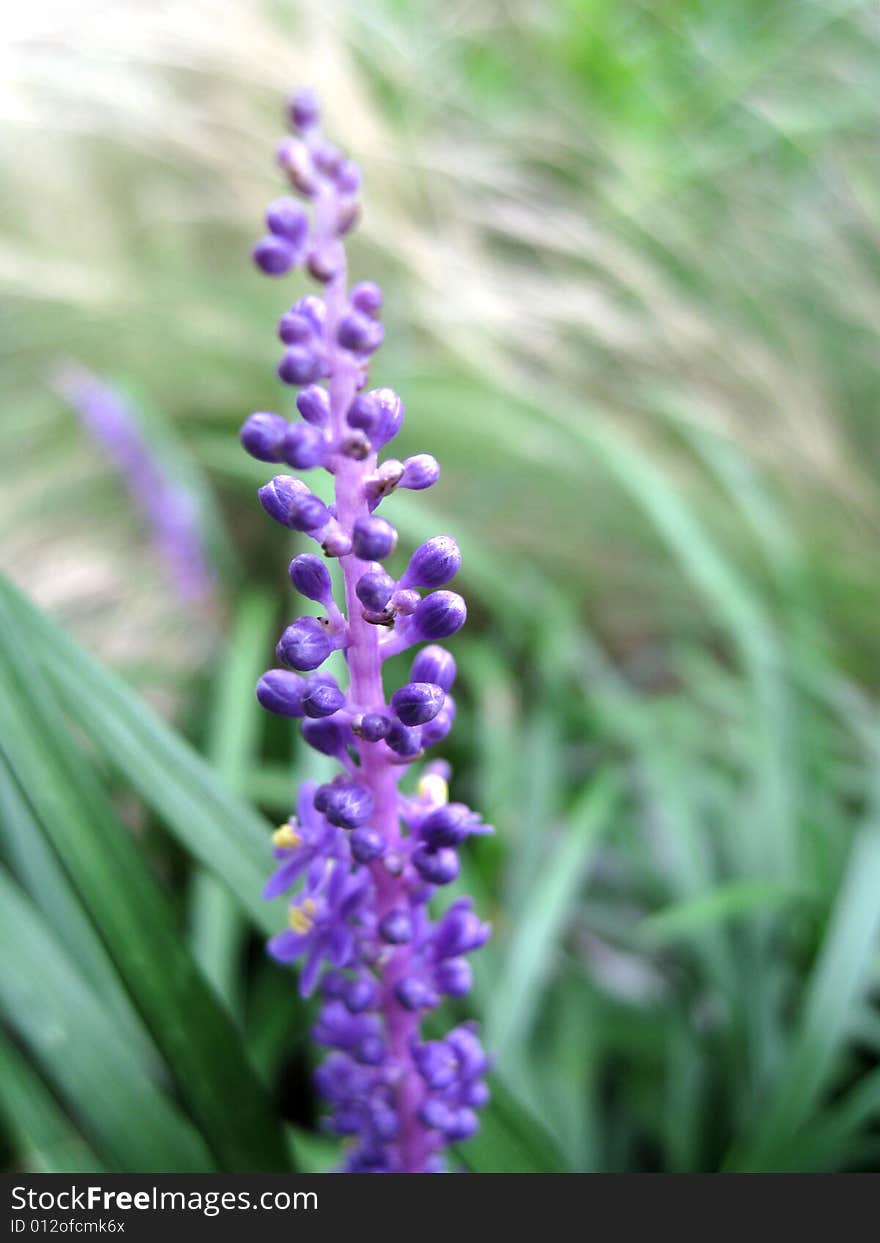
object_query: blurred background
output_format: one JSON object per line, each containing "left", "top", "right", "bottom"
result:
{"left": 1, "top": 0, "right": 879, "bottom": 1173}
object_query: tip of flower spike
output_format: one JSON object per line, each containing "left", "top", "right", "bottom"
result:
{"left": 288, "top": 87, "right": 320, "bottom": 132}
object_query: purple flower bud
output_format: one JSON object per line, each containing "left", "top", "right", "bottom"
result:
{"left": 432, "top": 900, "right": 491, "bottom": 960}
{"left": 394, "top": 978, "right": 437, "bottom": 1011}
{"left": 346, "top": 393, "right": 381, "bottom": 437}
{"left": 390, "top": 589, "right": 420, "bottom": 615}
{"left": 337, "top": 311, "right": 384, "bottom": 354}
{"left": 391, "top": 682, "right": 445, "bottom": 727}
{"left": 345, "top": 976, "right": 378, "bottom": 1014}
{"left": 321, "top": 525, "right": 353, "bottom": 557}
{"left": 296, "top": 384, "right": 330, "bottom": 426}
{"left": 258, "top": 476, "right": 329, "bottom": 532}
{"left": 447, "top": 1026, "right": 490, "bottom": 1080}
{"left": 352, "top": 517, "right": 397, "bottom": 562}
{"left": 278, "top": 345, "right": 322, "bottom": 386}
{"left": 370, "top": 1105, "right": 399, "bottom": 1142}
{"left": 463, "top": 1080, "right": 490, "bottom": 1109}
{"left": 400, "top": 454, "right": 440, "bottom": 490}
{"left": 399, "top": 536, "right": 461, "bottom": 590}
{"left": 288, "top": 553, "right": 334, "bottom": 605}
{"left": 283, "top": 423, "right": 327, "bottom": 469}
{"left": 307, "top": 242, "right": 344, "bottom": 283}
{"left": 358, "top": 713, "right": 390, "bottom": 743}
{"left": 266, "top": 197, "right": 309, "bottom": 247}
{"left": 256, "top": 669, "right": 306, "bottom": 717}
{"left": 435, "top": 957, "right": 473, "bottom": 997}
{"left": 421, "top": 696, "right": 456, "bottom": 747}
{"left": 252, "top": 235, "right": 295, "bottom": 276}
{"left": 278, "top": 310, "right": 315, "bottom": 345}
{"left": 321, "top": 781, "right": 374, "bottom": 829}
{"left": 240, "top": 411, "right": 288, "bottom": 462}
{"left": 371, "top": 388, "right": 404, "bottom": 447}
{"left": 412, "top": 1042, "right": 457, "bottom": 1090}
{"left": 321, "top": 972, "right": 348, "bottom": 1001}
{"left": 355, "top": 1035, "right": 386, "bottom": 1066}
{"left": 312, "top": 139, "right": 342, "bottom": 176}
{"left": 420, "top": 803, "right": 472, "bottom": 848}
{"left": 378, "top": 909, "right": 413, "bottom": 944}
{"left": 276, "top": 617, "right": 332, "bottom": 671}
{"left": 445, "top": 1108, "right": 479, "bottom": 1143}
{"left": 351, "top": 281, "right": 382, "bottom": 316}
{"left": 350, "top": 826, "right": 385, "bottom": 863}
{"left": 355, "top": 569, "right": 395, "bottom": 612}
{"left": 385, "top": 721, "right": 422, "bottom": 758}
{"left": 303, "top": 716, "right": 349, "bottom": 757}
{"left": 288, "top": 87, "right": 319, "bottom": 131}
{"left": 335, "top": 160, "right": 362, "bottom": 196}
{"left": 276, "top": 137, "right": 317, "bottom": 196}
{"left": 410, "top": 645, "right": 456, "bottom": 692}
{"left": 302, "top": 676, "right": 346, "bottom": 718}
{"left": 365, "top": 459, "right": 405, "bottom": 507}
{"left": 412, "top": 845, "right": 459, "bottom": 886}
{"left": 419, "top": 1099, "right": 454, "bottom": 1131}
{"left": 409, "top": 591, "right": 466, "bottom": 642}
{"left": 347, "top": 389, "right": 403, "bottom": 449}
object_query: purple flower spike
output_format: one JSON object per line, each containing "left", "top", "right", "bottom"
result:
{"left": 248, "top": 89, "right": 491, "bottom": 1173}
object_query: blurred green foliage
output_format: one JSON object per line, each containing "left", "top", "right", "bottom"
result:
{"left": 1, "top": 0, "right": 879, "bottom": 1172}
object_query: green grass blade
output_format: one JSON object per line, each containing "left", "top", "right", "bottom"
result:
{"left": 729, "top": 822, "right": 880, "bottom": 1169}
{"left": 0, "top": 572, "right": 276, "bottom": 935}
{"left": 0, "top": 868, "right": 212, "bottom": 1172}
{"left": 0, "top": 586, "right": 291, "bottom": 1171}
{"left": 457, "top": 1074, "right": 569, "bottom": 1173}
{"left": 189, "top": 589, "right": 276, "bottom": 1010}
{"left": 487, "top": 771, "right": 618, "bottom": 1060}
{"left": 0, "top": 1028, "right": 105, "bottom": 1173}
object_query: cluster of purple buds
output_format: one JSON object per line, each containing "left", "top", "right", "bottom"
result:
{"left": 244, "top": 89, "right": 492, "bottom": 1173}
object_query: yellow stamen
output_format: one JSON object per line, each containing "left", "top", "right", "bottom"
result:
{"left": 273, "top": 823, "right": 302, "bottom": 850}
{"left": 418, "top": 773, "right": 448, "bottom": 807}
{"left": 288, "top": 897, "right": 317, "bottom": 935}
